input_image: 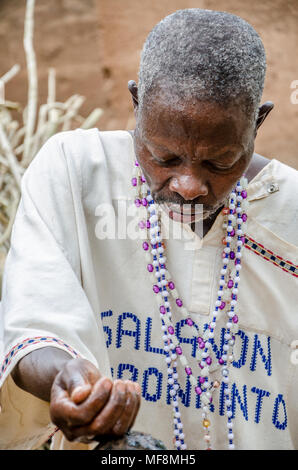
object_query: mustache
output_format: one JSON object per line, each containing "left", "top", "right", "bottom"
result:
{"left": 152, "top": 192, "right": 227, "bottom": 220}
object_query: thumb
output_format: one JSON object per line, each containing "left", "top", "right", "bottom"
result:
{"left": 70, "top": 382, "right": 92, "bottom": 405}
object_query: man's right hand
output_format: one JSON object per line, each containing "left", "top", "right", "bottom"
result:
{"left": 50, "top": 357, "right": 141, "bottom": 443}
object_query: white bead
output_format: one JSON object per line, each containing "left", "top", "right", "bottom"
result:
{"left": 157, "top": 246, "right": 164, "bottom": 253}
{"left": 170, "top": 389, "right": 176, "bottom": 397}
{"left": 236, "top": 195, "right": 243, "bottom": 202}
{"left": 201, "top": 395, "right": 210, "bottom": 405}
{"left": 180, "top": 444, "right": 187, "bottom": 450}
{"left": 151, "top": 249, "right": 157, "bottom": 256}
{"left": 229, "top": 444, "right": 235, "bottom": 450}
{"left": 223, "top": 344, "right": 229, "bottom": 351}
{"left": 165, "top": 357, "right": 171, "bottom": 364}
{"left": 179, "top": 433, "right": 185, "bottom": 440}
{"left": 228, "top": 433, "right": 234, "bottom": 440}
{"left": 229, "top": 203, "right": 235, "bottom": 210}
{"left": 236, "top": 229, "right": 243, "bottom": 236}
{"left": 215, "top": 300, "right": 221, "bottom": 307}
{"left": 201, "top": 367, "right": 209, "bottom": 377}
{"left": 227, "top": 410, "right": 233, "bottom": 418}
{"left": 221, "top": 354, "right": 228, "bottom": 361}
{"left": 208, "top": 332, "right": 214, "bottom": 339}
{"left": 227, "top": 422, "right": 233, "bottom": 429}
{"left": 226, "top": 399, "right": 231, "bottom": 406}
{"left": 221, "top": 268, "right": 227, "bottom": 275}
{"left": 190, "top": 375, "right": 196, "bottom": 386}
{"left": 226, "top": 236, "right": 232, "bottom": 243}
{"left": 150, "top": 214, "right": 158, "bottom": 222}
{"left": 159, "top": 257, "right": 166, "bottom": 264}
{"left": 171, "top": 353, "right": 177, "bottom": 361}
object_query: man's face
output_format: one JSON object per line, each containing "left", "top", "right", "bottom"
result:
{"left": 133, "top": 96, "right": 255, "bottom": 224}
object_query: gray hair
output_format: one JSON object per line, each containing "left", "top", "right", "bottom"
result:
{"left": 138, "top": 9, "right": 266, "bottom": 119}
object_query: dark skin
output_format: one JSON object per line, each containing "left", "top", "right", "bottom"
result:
{"left": 128, "top": 80, "right": 274, "bottom": 237}
{"left": 11, "top": 80, "right": 273, "bottom": 444}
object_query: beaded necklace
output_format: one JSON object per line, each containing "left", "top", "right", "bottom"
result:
{"left": 131, "top": 159, "right": 249, "bottom": 450}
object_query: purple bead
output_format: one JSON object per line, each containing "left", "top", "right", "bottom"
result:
{"left": 141, "top": 175, "right": 146, "bottom": 183}
{"left": 197, "top": 336, "right": 203, "bottom": 343}
{"left": 232, "top": 315, "right": 239, "bottom": 324}
{"left": 241, "top": 236, "right": 245, "bottom": 244}
{"left": 131, "top": 177, "right": 137, "bottom": 187}
{"left": 176, "top": 298, "right": 183, "bottom": 307}
{"left": 139, "top": 220, "right": 146, "bottom": 229}
{"left": 141, "top": 198, "right": 148, "bottom": 207}
{"left": 168, "top": 281, "right": 175, "bottom": 290}
{"left": 135, "top": 198, "right": 141, "bottom": 207}
{"left": 235, "top": 258, "right": 241, "bottom": 265}
{"left": 176, "top": 346, "right": 182, "bottom": 355}
{"left": 186, "top": 318, "right": 193, "bottom": 326}
{"left": 230, "top": 251, "right": 235, "bottom": 260}
{"left": 159, "top": 305, "right": 166, "bottom": 314}
{"left": 142, "top": 242, "right": 149, "bottom": 251}
{"left": 232, "top": 208, "right": 236, "bottom": 214}
{"left": 195, "top": 386, "right": 202, "bottom": 395}
{"left": 168, "top": 326, "right": 174, "bottom": 335}
{"left": 241, "top": 190, "right": 247, "bottom": 199}
{"left": 147, "top": 264, "right": 154, "bottom": 272}
{"left": 219, "top": 358, "right": 224, "bottom": 365}
{"left": 242, "top": 213, "right": 247, "bottom": 222}
{"left": 230, "top": 229, "right": 235, "bottom": 237}
{"left": 153, "top": 285, "right": 160, "bottom": 293}
{"left": 209, "top": 397, "right": 213, "bottom": 403}
{"left": 135, "top": 160, "right": 139, "bottom": 166}
{"left": 185, "top": 367, "right": 192, "bottom": 376}
{"left": 199, "top": 341, "right": 205, "bottom": 349}
{"left": 146, "top": 220, "right": 151, "bottom": 229}
{"left": 199, "top": 376, "right": 205, "bottom": 384}
{"left": 227, "top": 280, "right": 234, "bottom": 288}
{"left": 206, "top": 356, "right": 212, "bottom": 366}
{"left": 219, "top": 301, "right": 226, "bottom": 310}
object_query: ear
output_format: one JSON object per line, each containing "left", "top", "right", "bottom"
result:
{"left": 255, "top": 101, "right": 274, "bottom": 134}
{"left": 128, "top": 80, "right": 139, "bottom": 111}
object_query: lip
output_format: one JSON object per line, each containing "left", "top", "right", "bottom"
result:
{"left": 162, "top": 203, "right": 203, "bottom": 223}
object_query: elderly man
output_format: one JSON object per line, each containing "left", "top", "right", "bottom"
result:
{"left": 0, "top": 9, "right": 297, "bottom": 450}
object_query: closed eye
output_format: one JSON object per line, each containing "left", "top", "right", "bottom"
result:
{"left": 154, "top": 156, "right": 182, "bottom": 167}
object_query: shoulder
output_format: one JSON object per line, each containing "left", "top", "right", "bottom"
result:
{"left": 249, "top": 157, "right": 298, "bottom": 247}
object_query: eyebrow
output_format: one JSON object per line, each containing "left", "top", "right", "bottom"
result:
{"left": 151, "top": 145, "right": 240, "bottom": 162}
{"left": 144, "top": 137, "right": 242, "bottom": 160}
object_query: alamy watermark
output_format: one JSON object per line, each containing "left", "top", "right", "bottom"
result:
{"left": 94, "top": 200, "right": 205, "bottom": 251}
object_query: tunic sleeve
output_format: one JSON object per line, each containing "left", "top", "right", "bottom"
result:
{"left": 0, "top": 133, "right": 110, "bottom": 449}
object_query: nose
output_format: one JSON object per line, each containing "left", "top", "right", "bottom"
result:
{"left": 169, "top": 174, "right": 208, "bottom": 201}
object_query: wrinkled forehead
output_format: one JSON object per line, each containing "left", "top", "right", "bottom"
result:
{"left": 137, "top": 94, "right": 254, "bottom": 151}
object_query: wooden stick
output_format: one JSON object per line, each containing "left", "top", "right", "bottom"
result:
{"left": 23, "top": 0, "right": 37, "bottom": 165}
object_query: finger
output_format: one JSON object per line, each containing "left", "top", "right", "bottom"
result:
{"left": 71, "top": 384, "right": 92, "bottom": 405}
{"left": 68, "top": 379, "right": 128, "bottom": 438}
{"left": 112, "top": 381, "right": 141, "bottom": 436}
{"left": 51, "top": 377, "right": 112, "bottom": 428}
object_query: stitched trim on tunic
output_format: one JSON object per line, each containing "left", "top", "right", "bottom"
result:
{"left": 244, "top": 235, "right": 298, "bottom": 278}
{"left": 0, "top": 336, "right": 79, "bottom": 379}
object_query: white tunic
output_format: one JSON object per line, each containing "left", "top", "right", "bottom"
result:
{"left": 0, "top": 129, "right": 297, "bottom": 450}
